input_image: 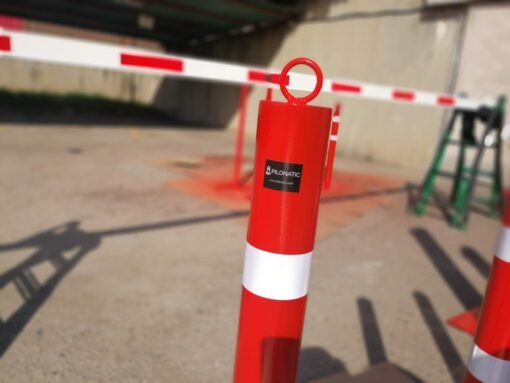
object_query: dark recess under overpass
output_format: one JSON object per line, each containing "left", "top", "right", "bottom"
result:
{"left": 0, "top": 0, "right": 302, "bottom": 48}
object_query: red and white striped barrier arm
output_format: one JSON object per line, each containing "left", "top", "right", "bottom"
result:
{"left": 464, "top": 207, "right": 510, "bottom": 383}
{"left": 0, "top": 29, "right": 492, "bottom": 111}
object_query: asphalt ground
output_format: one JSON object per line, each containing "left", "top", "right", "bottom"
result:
{"left": 0, "top": 125, "right": 499, "bottom": 382}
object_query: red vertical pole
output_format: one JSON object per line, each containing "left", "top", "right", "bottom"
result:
{"left": 233, "top": 58, "right": 332, "bottom": 383}
{"left": 233, "top": 84, "right": 249, "bottom": 186}
{"left": 266, "top": 88, "right": 273, "bottom": 101}
{"left": 323, "top": 102, "right": 341, "bottom": 189}
{"left": 464, "top": 198, "right": 510, "bottom": 382}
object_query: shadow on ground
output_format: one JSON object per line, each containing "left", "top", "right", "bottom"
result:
{"left": 0, "top": 186, "right": 411, "bottom": 358}
{"left": 0, "top": 199, "right": 485, "bottom": 383}
{"left": 297, "top": 292, "right": 466, "bottom": 383}
{"left": 297, "top": 297, "right": 425, "bottom": 383}
{"left": 296, "top": 226, "right": 490, "bottom": 382}
{"left": 410, "top": 228, "right": 483, "bottom": 311}
{"left": 0, "top": 211, "right": 245, "bottom": 357}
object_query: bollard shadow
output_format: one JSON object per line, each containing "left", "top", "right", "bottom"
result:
{"left": 297, "top": 297, "right": 424, "bottom": 383}
{"left": 410, "top": 227, "right": 483, "bottom": 310}
{"left": 357, "top": 297, "right": 387, "bottom": 366}
{"left": 461, "top": 246, "right": 491, "bottom": 279}
{"left": 354, "top": 298, "right": 423, "bottom": 383}
{"left": 0, "top": 211, "right": 247, "bottom": 357}
{"left": 297, "top": 346, "right": 347, "bottom": 383}
{"left": 413, "top": 291, "right": 465, "bottom": 383}
{"left": 299, "top": 294, "right": 467, "bottom": 382}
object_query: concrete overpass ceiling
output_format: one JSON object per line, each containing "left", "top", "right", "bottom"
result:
{"left": 0, "top": 0, "right": 302, "bottom": 48}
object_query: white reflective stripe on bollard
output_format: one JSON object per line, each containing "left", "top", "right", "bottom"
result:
{"left": 242, "top": 242, "right": 312, "bottom": 301}
{"left": 468, "top": 344, "right": 510, "bottom": 382}
{"left": 330, "top": 135, "right": 338, "bottom": 141}
{"left": 495, "top": 227, "right": 510, "bottom": 263}
{"left": 332, "top": 116, "right": 341, "bottom": 123}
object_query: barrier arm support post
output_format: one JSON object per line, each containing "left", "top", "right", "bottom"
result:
{"left": 324, "top": 102, "right": 341, "bottom": 189}
{"left": 232, "top": 84, "right": 250, "bottom": 186}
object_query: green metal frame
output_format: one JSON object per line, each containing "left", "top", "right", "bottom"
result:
{"left": 413, "top": 96, "right": 507, "bottom": 229}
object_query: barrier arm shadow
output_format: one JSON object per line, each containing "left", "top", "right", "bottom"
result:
{"left": 0, "top": 211, "right": 248, "bottom": 357}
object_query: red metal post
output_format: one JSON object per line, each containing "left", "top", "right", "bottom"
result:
{"left": 233, "top": 84, "right": 249, "bottom": 186}
{"left": 233, "top": 58, "right": 332, "bottom": 383}
{"left": 266, "top": 88, "right": 273, "bottom": 101}
{"left": 324, "top": 102, "right": 342, "bottom": 189}
{"left": 464, "top": 199, "right": 510, "bottom": 382}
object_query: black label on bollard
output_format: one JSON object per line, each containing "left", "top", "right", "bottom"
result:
{"left": 263, "top": 159, "right": 303, "bottom": 193}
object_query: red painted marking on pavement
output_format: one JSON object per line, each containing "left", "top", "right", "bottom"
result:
{"left": 392, "top": 90, "right": 415, "bottom": 101}
{"left": 447, "top": 307, "right": 480, "bottom": 336}
{"left": 167, "top": 156, "right": 402, "bottom": 240}
{"left": 331, "top": 82, "right": 361, "bottom": 94}
{"left": 120, "top": 53, "right": 183, "bottom": 73}
{"left": 0, "top": 35, "right": 11, "bottom": 52}
{"left": 248, "top": 70, "right": 289, "bottom": 85}
{"left": 437, "top": 96, "right": 456, "bottom": 106}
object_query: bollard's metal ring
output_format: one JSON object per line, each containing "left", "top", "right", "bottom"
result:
{"left": 279, "top": 57, "right": 323, "bottom": 105}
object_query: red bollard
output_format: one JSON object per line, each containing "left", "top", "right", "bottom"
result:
{"left": 233, "top": 58, "right": 332, "bottom": 383}
{"left": 464, "top": 201, "right": 510, "bottom": 382}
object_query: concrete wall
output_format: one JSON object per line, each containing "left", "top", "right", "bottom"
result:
{"left": 159, "top": 0, "right": 466, "bottom": 169}
{"left": 456, "top": 3, "right": 510, "bottom": 101}
{"left": 454, "top": 2, "right": 510, "bottom": 181}
{"left": 5, "top": 2, "right": 507, "bottom": 172}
